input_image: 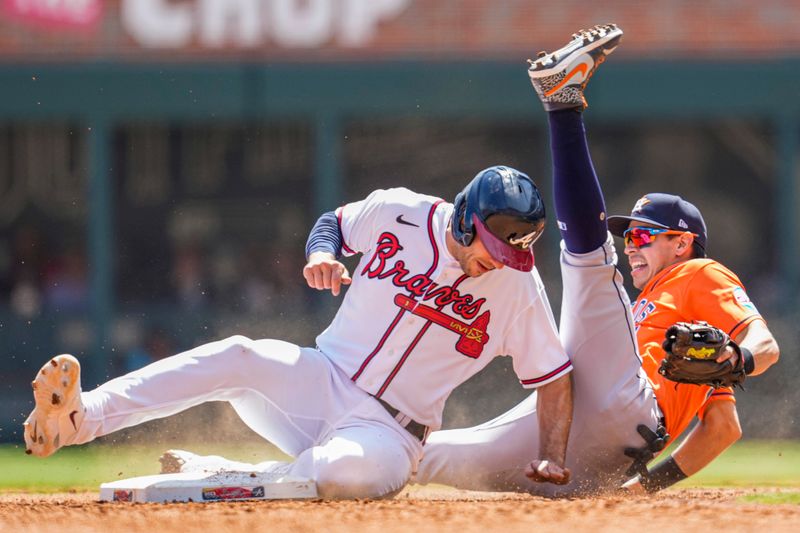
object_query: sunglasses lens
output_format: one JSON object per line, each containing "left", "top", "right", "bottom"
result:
{"left": 636, "top": 229, "right": 653, "bottom": 246}
{"left": 624, "top": 228, "right": 657, "bottom": 247}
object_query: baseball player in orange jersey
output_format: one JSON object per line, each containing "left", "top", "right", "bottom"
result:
{"left": 415, "top": 24, "right": 779, "bottom": 495}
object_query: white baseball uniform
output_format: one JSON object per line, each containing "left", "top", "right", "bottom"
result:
{"left": 66, "top": 187, "right": 572, "bottom": 499}
{"left": 415, "top": 235, "right": 662, "bottom": 497}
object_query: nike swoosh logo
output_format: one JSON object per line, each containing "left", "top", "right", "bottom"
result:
{"left": 69, "top": 410, "right": 79, "bottom": 430}
{"left": 396, "top": 214, "right": 419, "bottom": 227}
{"left": 545, "top": 62, "right": 590, "bottom": 97}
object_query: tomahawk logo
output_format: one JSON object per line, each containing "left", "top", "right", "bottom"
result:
{"left": 394, "top": 294, "right": 490, "bottom": 358}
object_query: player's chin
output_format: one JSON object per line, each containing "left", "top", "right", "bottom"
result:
{"left": 629, "top": 268, "right": 648, "bottom": 289}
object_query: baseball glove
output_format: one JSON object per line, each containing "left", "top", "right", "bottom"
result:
{"left": 659, "top": 321, "right": 746, "bottom": 389}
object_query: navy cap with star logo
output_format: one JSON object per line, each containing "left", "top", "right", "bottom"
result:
{"left": 607, "top": 193, "right": 707, "bottom": 251}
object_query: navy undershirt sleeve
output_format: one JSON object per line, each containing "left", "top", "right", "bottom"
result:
{"left": 548, "top": 109, "right": 608, "bottom": 254}
{"left": 305, "top": 211, "right": 343, "bottom": 260}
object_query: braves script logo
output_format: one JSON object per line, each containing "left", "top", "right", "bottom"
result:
{"left": 361, "top": 232, "right": 490, "bottom": 357}
{"left": 361, "top": 232, "right": 487, "bottom": 320}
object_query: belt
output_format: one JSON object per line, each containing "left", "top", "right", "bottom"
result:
{"left": 374, "top": 397, "right": 430, "bottom": 443}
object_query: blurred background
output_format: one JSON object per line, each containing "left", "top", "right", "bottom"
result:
{"left": 0, "top": 0, "right": 798, "bottom": 448}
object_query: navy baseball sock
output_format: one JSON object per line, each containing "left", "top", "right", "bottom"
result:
{"left": 549, "top": 109, "right": 608, "bottom": 254}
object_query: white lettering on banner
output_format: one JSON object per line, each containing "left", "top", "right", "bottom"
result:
{"left": 121, "top": 0, "right": 193, "bottom": 48}
{"left": 270, "top": 0, "right": 333, "bottom": 48}
{"left": 121, "top": 0, "right": 412, "bottom": 49}
{"left": 199, "top": 0, "right": 261, "bottom": 48}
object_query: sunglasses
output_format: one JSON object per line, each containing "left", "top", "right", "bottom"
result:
{"left": 623, "top": 227, "right": 695, "bottom": 248}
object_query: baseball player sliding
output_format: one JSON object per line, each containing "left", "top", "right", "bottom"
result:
{"left": 416, "top": 24, "right": 780, "bottom": 495}
{"left": 23, "top": 166, "right": 575, "bottom": 497}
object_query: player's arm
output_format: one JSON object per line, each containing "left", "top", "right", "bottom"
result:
{"left": 623, "top": 400, "right": 741, "bottom": 494}
{"left": 671, "top": 400, "right": 741, "bottom": 475}
{"left": 525, "top": 372, "right": 573, "bottom": 484}
{"left": 303, "top": 211, "right": 352, "bottom": 296}
{"left": 715, "top": 320, "right": 780, "bottom": 376}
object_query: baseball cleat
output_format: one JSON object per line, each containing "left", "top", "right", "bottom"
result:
{"left": 23, "top": 354, "right": 85, "bottom": 457}
{"left": 160, "top": 449, "right": 194, "bottom": 473}
{"left": 528, "top": 23, "right": 623, "bottom": 111}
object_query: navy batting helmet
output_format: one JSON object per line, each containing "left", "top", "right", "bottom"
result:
{"left": 451, "top": 166, "right": 546, "bottom": 272}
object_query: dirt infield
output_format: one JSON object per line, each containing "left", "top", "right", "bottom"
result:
{"left": 4, "top": 487, "right": 799, "bottom": 533}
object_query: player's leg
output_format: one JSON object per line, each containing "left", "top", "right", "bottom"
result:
{"left": 25, "top": 336, "right": 348, "bottom": 458}
{"left": 528, "top": 24, "right": 651, "bottom": 403}
{"left": 415, "top": 393, "right": 549, "bottom": 493}
{"left": 24, "top": 336, "right": 423, "bottom": 499}
{"left": 161, "top": 408, "right": 422, "bottom": 499}
{"left": 530, "top": 24, "right": 662, "bottom": 486}
{"left": 288, "top": 420, "right": 421, "bottom": 499}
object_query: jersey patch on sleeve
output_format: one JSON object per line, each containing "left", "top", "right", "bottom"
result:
{"left": 733, "top": 287, "right": 758, "bottom": 313}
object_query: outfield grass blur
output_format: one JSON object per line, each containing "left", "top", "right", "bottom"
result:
{"left": 677, "top": 439, "right": 800, "bottom": 488}
{"left": 1, "top": 439, "right": 798, "bottom": 492}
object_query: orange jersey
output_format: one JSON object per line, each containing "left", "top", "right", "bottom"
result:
{"left": 630, "top": 258, "right": 763, "bottom": 441}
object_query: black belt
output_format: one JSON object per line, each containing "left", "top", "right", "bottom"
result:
{"left": 375, "top": 397, "right": 430, "bottom": 443}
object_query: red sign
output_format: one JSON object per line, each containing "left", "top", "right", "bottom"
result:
{"left": 201, "top": 485, "right": 265, "bottom": 501}
{"left": 2, "top": 0, "right": 102, "bottom": 29}
{"left": 112, "top": 490, "right": 133, "bottom": 502}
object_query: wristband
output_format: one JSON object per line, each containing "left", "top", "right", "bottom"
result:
{"left": 640, "top": 456, "right": 687, "bottom": 493}
{"left": 741, "top": 347, "right": 755, "bottom": 375}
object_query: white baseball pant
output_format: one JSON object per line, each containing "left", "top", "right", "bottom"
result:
{"left": 70, "top": 336, "right": 423, "bottom": 499}
{"left": 416, "top": 236, "right": 661, "bottom": 496}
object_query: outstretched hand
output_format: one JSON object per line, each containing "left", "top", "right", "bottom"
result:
{"left": 303, "top": 252, "right": 352, "bottom": 296}
{"left": 525, "top": 459, "right": 571, "bottom": 485}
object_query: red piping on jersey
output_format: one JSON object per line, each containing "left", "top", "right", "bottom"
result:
{"left": 520, "top": 360, "right": 573, "bottom": 386}
{"left": 336, "top": 208, "right": 356, "bottom": 255}
{"left": 375, "top": 322, "right": 433, "bottom": 398}
{"left": 426, "top": 200, "right": 443, "bottom": 272}
{"left": 351, "top": 200, "right": 445, "bottom": 383}
{"left": 351, "top": 307, "right": 406, "bottom": 381}
{"left": 375, "top": 273, "right": 468, "bottom": 397}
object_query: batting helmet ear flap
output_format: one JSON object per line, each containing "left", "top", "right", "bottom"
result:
{"left": 451, "top": 188, "right": 476, "bottom": 247}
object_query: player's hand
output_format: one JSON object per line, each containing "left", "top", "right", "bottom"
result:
{"left": 524, "top": 459, "right": 571, "bottom": 485}
{"left": 714, "top": 344, "right": 739, "bottom": 365}
{"left": 620, "top": 476, "right": 647, "bottom": 495}
{"left": 303, "top": 252, "right": 352, "bottom": 296}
